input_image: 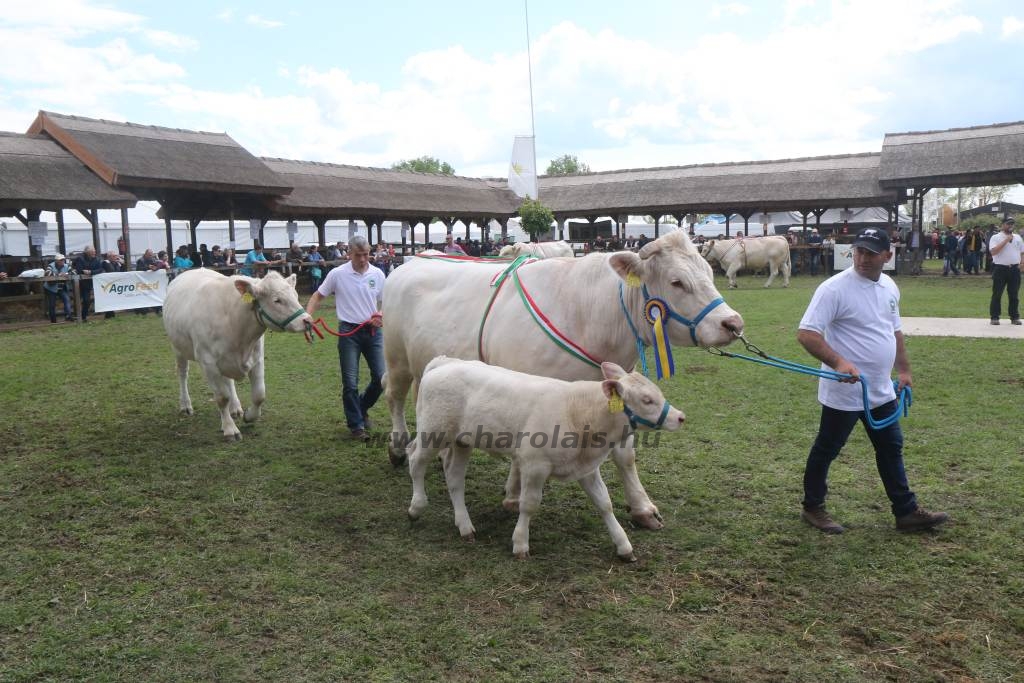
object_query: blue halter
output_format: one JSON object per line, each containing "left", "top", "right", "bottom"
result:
{"left": 641, "top": 284, "right": 725, "bottom": 347}
{"left": 622, "top": 400, "right": 672, "bottom": 430}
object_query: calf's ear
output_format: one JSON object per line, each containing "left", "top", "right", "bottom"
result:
{"left": 601, "top": 379, "right": 623, "bottom": 400}
{"left": 608, "top": 251, "right": 642, "bottom": 283}
{"left": 286, "top": 273, "right": 297, "bottom": 287}
{"left": 601, "top": 361, "right": 627, "bottom": 381}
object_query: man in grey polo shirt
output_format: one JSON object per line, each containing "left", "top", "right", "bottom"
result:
{"left": 796, "top": 227, "right": 948, "bottom": 534}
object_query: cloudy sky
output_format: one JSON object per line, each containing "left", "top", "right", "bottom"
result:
{"left": 1, "top": 0, "right": 1022, "bottom": 186}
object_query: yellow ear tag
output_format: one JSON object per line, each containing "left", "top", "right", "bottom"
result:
{"left": 240, "top": 292, "right": 254, "bottom": 304}
{"left": 607, "top": 390, "right": 624, "bottom": 414}
{"left": 625, "top": 273, "right": 641, "bottom": 288}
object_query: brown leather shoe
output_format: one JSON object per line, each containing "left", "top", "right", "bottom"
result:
{"left": 801, "top": 506, "right": 845, "bottom": 534}
{"left": 351, "top": 428, "right": 371, "bottom": 442}
{"left": 895, "top": 507, "right": 949, "bottom": 531}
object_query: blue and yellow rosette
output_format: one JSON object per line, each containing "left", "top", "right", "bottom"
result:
{"left": 643, "top": 297, "right": 675, "bottom": 379}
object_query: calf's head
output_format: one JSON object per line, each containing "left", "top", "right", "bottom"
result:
{"left": 234, "top": 271, "right": 312, "bottom": 332}
{"left": 601, "top": 362, "right": 684, "bottom": 432}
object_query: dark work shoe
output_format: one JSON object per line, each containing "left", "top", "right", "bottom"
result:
{"left": 896, "top": 507, "right": 949, "bottom": 532}
{"left": 351, "top": 428, "right": 371, "bottom": 442}
{"left": 801, "top": 506, "right": 845, "bottom": 534}
{"left": 991, "top": 319, "right": 1000, "bottom": 325}
{"left": 1012, "top": 319, "right": 1022, "bottom": 326}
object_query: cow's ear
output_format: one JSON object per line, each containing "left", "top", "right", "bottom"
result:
{"left": 638, "top": 239, "right": 663, "bottom": 259}
{"left": 285, "top": 274, "right": 297, "bottom": 287}
{"left": 234, "top": 279, "right": 254, "bottom": 297}
{"left": 608, "top": 251, "right": 642, "bottom": 282}
{"left": 601, "top": 361, "right": 627, "bottom": 381}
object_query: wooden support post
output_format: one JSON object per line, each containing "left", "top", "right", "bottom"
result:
{"left": 164, "top": 216, "right": 173, "bottom": 258}
{"left": 56, "top": 209, "right": 67, "bottom": 256}
{"left": 89, "top": 209, "right": 100, "bottom": 250}
{"left": 120, "top": 207, "right": 131, "bottom": 262}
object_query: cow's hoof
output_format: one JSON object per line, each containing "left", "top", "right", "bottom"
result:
{"left": 513, "top": 550, "right": 530, "bottom": 560}
{"left": 243, "top": 408, "right": 260, "bottom": 423}
{"left": 461, "top": 532, "right": 476, "bottom": 543}
{"left": 230, "top": 406, "right": 243, "bottom": 418}
{"left": 179, "top": 407, "right": 194, "bottom": 416}
{"left": 618, "top": 551, "right": 638, "bottom": 563}
{"left": 501, "top": 499, "right": 519, "bottom": 512}
{"left": 631, "top": 510, "right": 664, "bottom": 530}
{"left": 224, "top": 432, "right": 242, "bottom": 442}
{"left": 389, "top": 451, "right": 407, "bottom": 468}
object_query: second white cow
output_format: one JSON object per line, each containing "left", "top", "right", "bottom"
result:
{"left": 701, "top": 236, "right": 791, "bottom": 288}
{"left": 407, "top": 356, "right": 685, "bottom": 561}
{"left": 163, "top": 269, "right": 311, "bottom": 440}
{"left": 498, "top": 240, "right": 575, "bottom": 258}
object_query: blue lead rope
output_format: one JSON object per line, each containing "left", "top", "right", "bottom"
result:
{"left": 708, "top": 336, "right": 911, "bottom": 430}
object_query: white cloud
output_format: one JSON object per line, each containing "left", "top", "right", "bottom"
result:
{"left": 1002, "top": 16, "right": 1024, "bottom": 38}
{"left": 216, "top": 8, "right": 235, "bottom": 22}
{"left": 246, "top": 14, "right": 284, "bottom": 29}
{"left": 710, "top": 3, "right": 750, "bottom": 19}
{"left": 143, "top": 29, "right": 199, "bottom": 51}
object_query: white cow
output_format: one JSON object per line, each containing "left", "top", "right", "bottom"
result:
{"left": 407, "top": 357, "right": 685, "bottom": 561}
{"left": 163, "top": 269, "right": 312, "bottom": 441}
{"left": 700, "top": 236, "right": 791, "bottom": 288}
{"left": 498, "top": 240, "right": 575, "bottom": 258}
{"left": 383, "top": 230, "right": 743, "bottom": 529}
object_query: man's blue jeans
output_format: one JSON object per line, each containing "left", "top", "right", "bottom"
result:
{"left": 338, "top": 323, "right": 385, "bottom": 431}
{"left": 802, "top": 402, "right": 917, "bottom": 518}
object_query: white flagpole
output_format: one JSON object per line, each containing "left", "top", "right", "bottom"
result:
{"left": 524, "top": 0, "right": 537, "bottom": 198}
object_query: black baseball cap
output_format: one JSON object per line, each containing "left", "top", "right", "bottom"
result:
{"left": 1003, "top": 216, "right": 1015, "bottom": 225}
{"left": 852, "top": 228, "right": 890, "bottom": 254}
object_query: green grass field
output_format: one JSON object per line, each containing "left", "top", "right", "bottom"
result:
{"left": 1, "top": 269, "right": 1021, "bottom": 681}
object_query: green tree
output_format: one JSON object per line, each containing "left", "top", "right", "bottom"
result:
{"left": 518, "top": 197, "right": 555, "bottom": 242}
{"left": 391, "top": 156, "right": 455, "bottom": 175}
{"left": 545, "top": 154, "right": 590, "bottom": 176}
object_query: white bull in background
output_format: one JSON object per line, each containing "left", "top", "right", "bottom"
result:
{"left": 382, "top": 230, "right": 743, "bottom": 529}
{"left": 163, "top": 269, "right": 312, "bottom": 441}
{"left": 700, "top": 236, "right": 791, "bottom": 288}
{"left": 498, "top": 240, "right": 575, "bottom": 258}
{"left": 408, "top": 357, "right": 685, "bottom": 561}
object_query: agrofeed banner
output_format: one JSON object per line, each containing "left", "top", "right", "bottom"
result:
{"left": 94, "top": 270, "right": 169, "bottom": 312}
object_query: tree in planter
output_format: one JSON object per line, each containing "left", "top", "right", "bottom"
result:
{"left": 518, "top": 197, "right": 555, "bottom": 243}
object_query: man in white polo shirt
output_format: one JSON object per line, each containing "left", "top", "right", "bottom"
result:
{"left": 305, "top": 235, "right": 385, "bottom": 441}
{"left": 796, "top": 227, "right": 948, "bottom": 534}
{"left": 988, "top": 216, "right": 1023, "bottom": 325}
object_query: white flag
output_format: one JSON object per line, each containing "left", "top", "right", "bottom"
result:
{"left": 508, "top": 135, "right": 537, "bottom": 199}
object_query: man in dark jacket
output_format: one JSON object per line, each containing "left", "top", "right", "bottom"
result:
{"left": 72, "top": 245, "right": 104, "bottom": 321}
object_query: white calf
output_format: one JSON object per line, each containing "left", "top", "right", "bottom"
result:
{"left": 407, "top": 357, "right": 685, "bottom": 561}
{"left": 163, "top": 269, "right": 311, "bottom": 440}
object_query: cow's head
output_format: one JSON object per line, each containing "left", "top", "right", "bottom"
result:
{"left": 699, "top": 239, "right": 717, "bottom": 262}
{"left": 233, "top": 271, "right": 312, "bottom": 332}
{"left": 608, "top": 231, "right": 742, "bottom": 347}
{"left": 601, "top": 362, "right": 684, "bottom": 431}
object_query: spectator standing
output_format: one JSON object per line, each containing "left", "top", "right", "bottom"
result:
{"left": 306, "top": 245, "right": 325, "bottom": 293}
{"left": 807, "top": 228, "right": 823, "bottom": 276}
{"left": 199, "top": 243, "right": 211, "bottom": 267}
{"left": 988, "top": 217, "right": 1023, "bottom": 325}
{"left": 101, "top": 251, "right": 124, "bottom": 318}
{"left": 443, "top": 234, "right": 466, "bottom": 255}
{"left": 72, "top": 245, "right": 103, "bottom": 322}
{"left": 303, "top": 235, "right": 385, "bottom": 441}
{"left": 797, "top": 228, "right": 948, "bottom": 534}
{"left": 942, "top": 230, "right": 960, "bottom": 276}
{"left": 43, "top": 254, "right": 73, "bottom": 323}
{"left": 210, "top": 245, "right": 227, "bottom": 267}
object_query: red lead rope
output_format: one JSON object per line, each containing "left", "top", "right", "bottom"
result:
{"left": 304, "top": 313, "right": 382, "bottom": 344}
